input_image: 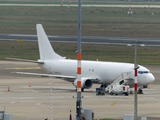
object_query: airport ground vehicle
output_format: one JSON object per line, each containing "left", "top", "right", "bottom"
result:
{"left": 108, "top": 85, "right": 130, "bottom": 96}
{"left": 96, "top": 88, "right": 105, "bottom": 96}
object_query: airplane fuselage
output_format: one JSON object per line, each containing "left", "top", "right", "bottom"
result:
{"left": 40, "top": 59, "right": 154, "bottom": 87}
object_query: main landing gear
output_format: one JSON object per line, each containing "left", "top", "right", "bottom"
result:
{"left": 138, "top": 89, "right": 143, "bottom": 94}
{"left": 129, "top": 89, "right": 143, "bottom": 94}
{"left": 100, "top": 84, "right": 107, "bottom": 88}
{"left": 81, "top": 88, "right": 84, "bottom": 92}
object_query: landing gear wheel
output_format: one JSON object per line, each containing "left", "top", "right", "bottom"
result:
{"left": 125, "top": 93, "right": 129, "bottom": 96}
{"left": 138, "top": 89, "right": 143, "bottom": 94}
{"left": 81, "top": 88, "right": 84, "bottom": 92}
{"left": 100, "top": 84, "right": 107, "bottom": 88}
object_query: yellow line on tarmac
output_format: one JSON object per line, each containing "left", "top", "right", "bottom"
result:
{"left": 14, "top": 113, "right": 26, "bottom": 116}
{"left": 111, "top": 101, "right": 116, "bottom": 106}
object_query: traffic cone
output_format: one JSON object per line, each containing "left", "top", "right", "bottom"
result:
{"left": 29, "top": 82, "right": 31, "bottom": 87}
{"left": 8, "top": 86, "right": 10, "bottom": 92}
{"left": 148, "top": 85, "right": 150, "bottom": 89}
{"left": 89, "top": 88, "right": 91, "bottom": 93}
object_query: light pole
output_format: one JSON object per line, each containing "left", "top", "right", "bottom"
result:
{"left": 134, "top": 40, "right": 138, "bottom": 120}
{"left": 76, "top": 0, "right": 82, "bottom": 120}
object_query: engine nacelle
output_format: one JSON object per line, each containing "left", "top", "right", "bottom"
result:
{"left": 73, "top": 78, "right": 92, "bottom": 89}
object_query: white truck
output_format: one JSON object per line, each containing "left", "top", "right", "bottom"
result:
{"left": 108, "top": 85, "right": 130, "bottom": 96}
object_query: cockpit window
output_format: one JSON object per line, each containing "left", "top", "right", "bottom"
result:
{"left": 138, "top": 71, "right": 149, "bottom": 74}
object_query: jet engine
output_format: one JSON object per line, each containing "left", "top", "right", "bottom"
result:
{"left": 73, "top": 78, "right": 92, "bottom": 89}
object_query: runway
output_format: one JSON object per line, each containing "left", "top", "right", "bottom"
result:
{"left": 0, "top": 4, "right": 160, "bottom": 8}
{"left": 0, "top": 33, "right": 160, "bottom": 46}
{"left": 0, "top": 61, "right": 160, "bottom": 120}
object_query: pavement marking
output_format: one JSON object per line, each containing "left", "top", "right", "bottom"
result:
{"left": 14, "top": 113, "right": 26, "bottom": 116}
{"left": 111, "top": 101, "right": 116, "bottom": 106}
{"left": 10, "top": 101, "right": 16, "bottom": 104}
{"left": 10, "top": 101, "right": 22, "bottom": 104}
{"left": 44, "top": 101, "right": 48, "bottom": 104}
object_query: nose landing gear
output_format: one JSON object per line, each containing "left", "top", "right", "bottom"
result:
{"left": 138, "top": 89, "right": 143, "bottom": 94}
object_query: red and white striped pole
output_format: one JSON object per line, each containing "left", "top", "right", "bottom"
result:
{"left": 128, "top": 0, "right": 132, "bottom": 15}
{"left": 68, "top": 0, "right": 71, "bottom": 8}
{"left": 134, "top": 40, "right": 138, "bottom": 120}
{"left": 77, "top": 53, "right": 81, "bottom": 92}
{"left": 129, "top": 0, "right": 131, "bottom": 14}
{"left": 61, "top": 0, "right": 64, "bottom": 7}
{"left": 135, "top": 68, "right": 137, "bottom": 91}
{"left": 76, "top": 0, "right": 82, "bottom": 120}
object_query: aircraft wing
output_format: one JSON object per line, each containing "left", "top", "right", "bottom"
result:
{"left": 12, "top": 71, "right": 76, "bottom": 79}
{"left": 12, "top": 72, "right": 100, "bottom": 83}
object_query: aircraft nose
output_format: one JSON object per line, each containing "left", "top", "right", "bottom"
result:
{"left": 146, "top": 73, "right": 155, "bottom": 84}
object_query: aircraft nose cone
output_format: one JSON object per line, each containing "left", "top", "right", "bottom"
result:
{"left": 147, "top": 74, "right": 155, "bottom": 84}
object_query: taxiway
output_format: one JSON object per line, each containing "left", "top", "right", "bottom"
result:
{"left": 0, "top": 34, "right": 160, "bottom": 46}
{"left": 0, "top": 61, "right": 160, "bottom": 120}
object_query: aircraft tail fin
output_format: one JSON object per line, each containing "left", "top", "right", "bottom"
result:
{"left": 36, "top": 24, "right": 64, "bottom": 60}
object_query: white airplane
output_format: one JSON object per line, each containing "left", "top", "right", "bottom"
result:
{"left": 13, "top": 24, "right": 155, "bottom": 93}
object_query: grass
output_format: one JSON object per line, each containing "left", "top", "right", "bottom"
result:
{"left": 0, "top": 6, "right": 160, "bottom": 38}
{"left": 0, "top": 4, "right": 160, "bottom": 65}
{"left": 0, "top": 0, "right": 160, "bottom": 5}
{"left": 1, "top": 41, "right": 160, "bottom": 65}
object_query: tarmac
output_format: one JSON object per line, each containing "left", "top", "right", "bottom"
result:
{"left": 0, "top": 60, "right": 160, "bottom": 120}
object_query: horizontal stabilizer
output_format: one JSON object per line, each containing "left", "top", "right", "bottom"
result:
{"left": 5, "top": 57, "right": 44, "bottom": 64}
